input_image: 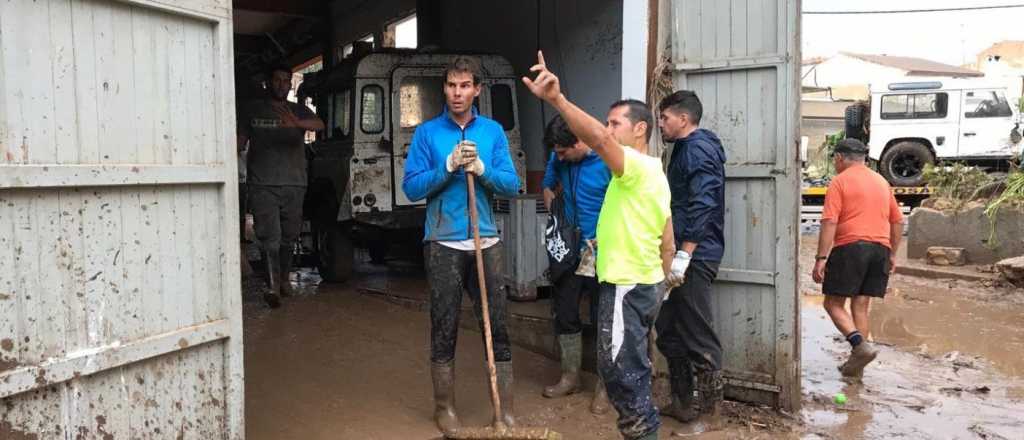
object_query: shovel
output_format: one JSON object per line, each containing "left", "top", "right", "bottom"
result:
{"left": 443, "top": 172, "right": 561, "bottom": 440}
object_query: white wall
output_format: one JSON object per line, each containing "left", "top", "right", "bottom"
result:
{"left": 802, "top": 54, "right": 907, "bottom": 90}
{"left": 621, "top": 0, "right": 648, "bottom": 100}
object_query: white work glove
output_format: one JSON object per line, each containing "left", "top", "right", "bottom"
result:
{"left": 463, "top": 156, "right": 485, "bottom": 176}
{"left": 446, "top": 141, "right": 478, "bottom": 172}
{"left": 665, "top": 250, "right": 691, "bottom": 288}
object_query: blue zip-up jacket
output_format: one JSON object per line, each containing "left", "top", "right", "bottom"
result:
{"left": 402, "top": 108, "right": 520, "bottom": 242}
{"left": 542, "top": 151, "right": 611, "bottom": 241}
{"left": 667, "top": 128, "right": 726, "bottom": 262}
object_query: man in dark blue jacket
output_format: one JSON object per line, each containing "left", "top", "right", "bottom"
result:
{"left": 401, "top": 56, "right": 521, "bottom": 435}
{"left": 539, "top": 115, "right": 612, "bottom": 413}
{"left": 655, "top": 90, "right": 727, "bottom": 430}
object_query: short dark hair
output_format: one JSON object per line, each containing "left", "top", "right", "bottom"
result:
{"left": 610, "top": 99, "right": 654, "bottom": 143}
{"left": 444, "top": 56, "right": 482, "bottom": 85}
{"left": 544, "top": 115, "right": 578, "bottom": 150}
{"left": 266, "top": 64, "right": 293, "bottom": 79}
{"left": 658, "top": 90, "right": 703, "bottom": 125}
{"left": 837, "top": 151, "right": 867, "bottom": 161}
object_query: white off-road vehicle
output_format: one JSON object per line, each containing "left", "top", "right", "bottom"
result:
{"left": 845, "top": 80, "right": 1023, "bottom": 186}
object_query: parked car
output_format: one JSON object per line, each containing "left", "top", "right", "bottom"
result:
{"left": 845, "top": 80, "right": 1023, "bottom": 186}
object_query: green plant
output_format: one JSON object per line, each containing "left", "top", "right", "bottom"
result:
{"left": 984, "top": 169, "right": 1024, "bottom": 248}
{"left": 921, "top": 162, "right": 991, "bottom": 207}
{"left": 1018, "top": 96, "right": 1023, "bottom": 113}
{"left": 819, "top": 130, "right": 844, "bottom": 177}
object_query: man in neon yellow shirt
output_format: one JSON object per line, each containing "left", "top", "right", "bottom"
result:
{"left": 524, "top": 51, "right": 678, "bottom": 440}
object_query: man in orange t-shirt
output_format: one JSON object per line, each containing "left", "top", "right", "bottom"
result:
{"left": 812, "top": 138, "right": 904, "bottom": 379}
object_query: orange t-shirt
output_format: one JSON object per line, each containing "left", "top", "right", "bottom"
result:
{"left": 821, "top": 165, "right": 904, "bottom": 249}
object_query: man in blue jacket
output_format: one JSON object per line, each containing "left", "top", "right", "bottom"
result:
{"left": 655, "top": 90, "right": 727, "bottom": 430}
{"left": 539, "top": 115, "right": 612, "bottom": 414}
{"left": 401, "top": 56, "right": 521, "bottom": 435}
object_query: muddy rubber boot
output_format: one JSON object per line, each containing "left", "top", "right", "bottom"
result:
{"left": 543, "top": 333, "right": 582, "bottom": 398}
{"left": 839, "top": 342, "right": 879, "bottom": 378}
{"left": 634, "top": 431, "right": 659, "bottom": 440}
{"left": 674, "top": 370, "right": 724, "bottom": 436}
{"left": 660, "top": 358, "right": 699, "bottom": 423}
{"left": 278, "top": 246, "right": 295, "bottom": 298}
{"left": 494, "top": 361, "right": 516, "bottom": 427}
{"left": 695, "top": 370, "right": 724, "bottom": 430}
{"left": 263, "top": 251, "right": 282, "bottom": 309}
{"left": 590, "top": 379, "right": 611, "bottom": 415}
{"left": 431, "top": 361, "right": 460, "bottom": 434}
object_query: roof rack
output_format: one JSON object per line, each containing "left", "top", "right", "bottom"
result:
{"left": 888, "top": 81, "right": 943, "bottom": 91}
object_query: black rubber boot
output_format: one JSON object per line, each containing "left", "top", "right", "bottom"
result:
{"left": 278, "top": 246, "right": 295, "bottom": 297}
{"left": 431, "top": 361, "right": 460, "bottom": 434}
{"left": 673, "top": 370, "right": 724, "bottom": 436}
{"left": 694, "top": 369, "right": 724, "bottom": 429}
{"left": 696, "top": 369, "right": 724, "bottom": 414}
{"left": 494, "top": 361, "right": 515, "bottom": 427}
{"left": 661, "top": 358, "right": 698, "bottom": 422}
{"left": 263, "top": 250, "right": 282, "bottom": 308}
{"left": 543, "top": 333, "right": 582, "bottom": 398}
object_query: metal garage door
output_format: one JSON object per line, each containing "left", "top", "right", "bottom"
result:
{"left": 668, "top": 0, "right": 801, "bottom": 410}
{"left": 0, "top": 0, "right": 243, "bottom": 437}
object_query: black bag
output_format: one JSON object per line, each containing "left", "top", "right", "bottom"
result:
{"left": 545, "top": 169, "right": 581, "bottom": 283}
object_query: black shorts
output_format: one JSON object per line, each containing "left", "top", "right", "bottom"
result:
{"left": 823, "top": 241, "right": 891, "bottom": 297}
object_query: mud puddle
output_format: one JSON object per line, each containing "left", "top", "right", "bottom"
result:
{"left": 801, "top": 296, "right": 1024, "bottom": 439}
{"left": 798, "top": 236, "right": 1024, "bottom": 439}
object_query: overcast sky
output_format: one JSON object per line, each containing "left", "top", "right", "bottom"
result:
{"left": 802, "top": 0, "right": 1024, "bottom": 66}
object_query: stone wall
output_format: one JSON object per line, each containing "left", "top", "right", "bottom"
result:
{"left": 908, "top": 203, "right": 1024, "bottom": 264}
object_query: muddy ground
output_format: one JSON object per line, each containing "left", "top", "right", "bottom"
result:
{"left": 242, "top": 238, "right": 1024, "bottom": 439}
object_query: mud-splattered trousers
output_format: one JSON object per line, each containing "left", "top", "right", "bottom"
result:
{"left": 426, "top": 242, "right": 512, "bottom": 363}
{"left": 597, "top": 282, "right": 661, "bottom": 439}
{"left": 655, "top": 261, "right": 722, "bottom": 373}
{"left": 248, "top": 185, "right": 305, "bottom": 251}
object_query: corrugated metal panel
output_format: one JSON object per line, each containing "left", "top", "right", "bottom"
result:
{"left": 0, "top": 0, "right": 242, "bottom": 438}
{"left": 494, "top": 196, "right": 551, "bottom": 301}
{"left": 668, "top": 0, "right": 801, "bottom": 410}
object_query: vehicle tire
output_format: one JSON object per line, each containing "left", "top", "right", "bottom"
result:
{"left": 844, "top": 105, "right": 867, "bottom": 141}
{"left": 317, "top": 223, "right": 354, "bottom": 283}
{"left": 879, "top": 141, "right": 933, "bottom": 187}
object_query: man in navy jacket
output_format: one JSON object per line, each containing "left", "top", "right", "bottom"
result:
{"left": 655, "top": 90, "right": 727, "bottom": 431}
{"left": 402, "top": 56, "right": 520, "bottom": 435}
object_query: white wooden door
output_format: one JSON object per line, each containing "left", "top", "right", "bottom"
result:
{"left": 668, "top": 0, "right": 802, "bottom": 411}
{"left": 0, "top": 0, "right": 243, "bottom": 438}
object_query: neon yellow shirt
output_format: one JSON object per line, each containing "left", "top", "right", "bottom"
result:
{"left": 596, "top": 147, "right": 672, "bottom": 285}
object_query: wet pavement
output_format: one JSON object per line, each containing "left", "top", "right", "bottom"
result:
{"left": 242, "top": 239, "right": 1024, "bottom": 439}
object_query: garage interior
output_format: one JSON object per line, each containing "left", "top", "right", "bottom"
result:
{"left": 232, "top": 1, "right": 636, "bottom": 438}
